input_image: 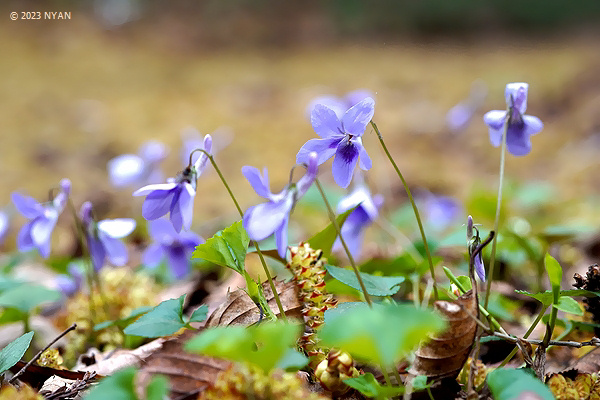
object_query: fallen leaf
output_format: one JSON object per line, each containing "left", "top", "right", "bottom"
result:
{"left": 8, "top": 361, "right": 91, "bottom": 389}
{"left": 205, "top": 279, "right": 302, "bottom": 327}
{"left": 137, "top": 330, "right": 231, "bottom": 399}
{"left": 411, "top": 290, "right": 477, "bottom": 379}
{"left": 80, "top": 337, "right": 165, "bottom": 376}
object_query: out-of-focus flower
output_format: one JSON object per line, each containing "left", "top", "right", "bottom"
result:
{"left": 108, "top": 140, "right": 168, "bottom": 188}
{"left": 80, "top": 201, "right": 136, "bottom": 271}
{"left": 297, "top": 97, "right": 375, "bottom": 188}
{"left": 133, "top": 134, "right": 212, "bottom": 232}
{"left": 142, "top": 219, "right": 204, "bottom": 279}
{"left": 333, "top": 178, "right": 383, "bottom": 260}
{"left": 467, "top": 215, "right": 485, "bottom": 282}
{"left": 423, "top": 193, "right": 462, "bottom": 231}
{"left": 243, "top": 152, "right": 318, "bottom": 258}
{"left": 0, "top": 209, "right": 10, "bottom": 245}
{"left": 446, "top": 80, "right": 487, "bottom": 132}
{"left": 12, "top": 178, "right": 71, "bottom": 258}
{"left": 180, "top": 126, "right": 233, "bottom": 167}
{"left": 306, "top": 90, "right": 374, "bottom": 120}
{"left": 483, "top": 82, "right": 543, "bottom": 156}
{"left": 56, "top": 261, "right": 85, "bottom": 297}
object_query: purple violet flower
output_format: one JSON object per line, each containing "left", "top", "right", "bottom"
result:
{"left": 467, "top": 215, "right": 485, "bottom": 282}
{"left": 423, "top": 194, "right": 462, "bottom": 231}
{"left": 483, "top": 82, "right": 543, "bottom": 156}
{"left": 243, "top": 152, "right": 318, "bottom": 258}
{"left": 55, "top": 261, "right": 85, "bottom": 297}
{"left": 133, "top": 134, "right": 212, "bottom": 233}
{"left": 306, "top": 90, "right": 374, "bottom": 120}
{"left": 297, "top": 97, "right": 375, "bottom": 188}
{"left": 143, "top": 219, "right": 204, "bottom": 279}
{"left": 11, "top": 178, "right": 71, "bottom": 258}
{"left": 333, "top": 178, "right": 383, "bottom": 260}
{"left": 80, "top": 201, "right": 136, "bottom": 271}
{"left": 107, "top": 140, "right": 168, "bottom": 188}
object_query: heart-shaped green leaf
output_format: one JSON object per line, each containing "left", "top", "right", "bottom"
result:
{"left": 124, "top": 295, "right": 186, "bottom": 338}
{"left": 318, "top": 303, "right": 446, "bottom": 366}
{"left": 326, "top": 265, "right": 405, "bottom": 296}
{"left": 192, "top": 220, "right": 249, "bottom": 274}
{"left": 85, "top": 367, "right": 138, "bottom": 400}
{"left": 0, "top": 284, "right": 60, "bottom": 313}
{"left": 553, "top": 296, "right": 583, "bottom": 316}
{"left": 185, "top": 321, "right": 301, "bottom": 372}
{"left": 188, "top": 305, "right": 209, "bottom": 323}
{"left": 343, "top": 373, "right": 405, "bottom": 399}
{"left": 487, "top": 368, "right": 553, "bottom": 400}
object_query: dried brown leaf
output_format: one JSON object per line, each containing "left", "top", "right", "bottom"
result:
{"left": 137, "top": 330, "right": 231, "bottom": 399}
{"left": 411, "top": 290, "right": 478, "bottom": 379}
{"left": 8, "top": 362, "right": 91, "bottom": 390}
{"left": 206, "top": 279, "right": 302, "bottom": 327}
{"left": 80, "top": 337, "right": 165, "bottom": 376}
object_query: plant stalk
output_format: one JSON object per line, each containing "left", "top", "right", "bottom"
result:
{"left": 483, "top": 119, "right": 509, "bottom": 309}
{"left": 370, "top": 120, "right": 438, "bottom": 300}
{"left": 202, "top": 151, "right": 287, "bottom": 321}
{"left": 314, "top": 178, "right": 372, "bottom": 306}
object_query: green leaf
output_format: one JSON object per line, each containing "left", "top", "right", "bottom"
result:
{"left": 94, "top": 306, "right": 153, "bottom": 331}
{"left": 318, "top": 303, "right": 446, "bottom": 366}
{"left": 276, "top": 348, "right": 309, "bottom": 372}
{"left": 185, "top": 321, "right": 301, "bottom": 372}
{"left": 85, "top": 367, "right": 138, "bottom": 400}
{"left": 0, "top": 284, "right": 60, "bottom": 313}
{"left": 326, "top": 265, "right": 405, "bottom": 297}
{"left": 0, "top": 331, "right": 34, "bottom": 374}
{"left": 192, "top": 220, "right": 249, "bottom": 274}
{"left": 544, "top": 253, "right": 562, "bottom": 293}
{"left": 553, "top": 296, "right": 583, "bottom": 316}
{"left": 146, "top": 374, "right": 169, "bottom": 400}
{"left": 188, "top": 305, "right": 208, "bottom": 324}
{"left": 516, "top": 289, "right": 597, "bottom": 307}
{"left": 456, "top": 275, "right": 472, "bottom": 291}
{"left": 343, "top": 373, "right": 405, "bottom": 399}
{"left": 539, "top": 225, "right": 595, "bottom": 244}
{"left": 124, "top": 295, "right": 186, "bottom": 338}
{"left": 487, "top": 368, "right": 553, "bottom": 400}
{"left": 307, "top": 207, "right": 356, "bottom": 258}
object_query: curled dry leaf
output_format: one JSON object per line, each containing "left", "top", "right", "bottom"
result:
{"left": 9, "top": 361, "right": 92, "bottom": 389}
{"left": 206, "top": 279, "right": 302, "bottom": 327}
{"left": 137, "top": 330, "right": 231, "bottom": 399}
{"left": 411, "top": 290, "right": 477, "bottom": 379}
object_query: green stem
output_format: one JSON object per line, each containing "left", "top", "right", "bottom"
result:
{"left": 381, "top": 365, "right": 392, "bottom": 387}
{"left": 66, "top": 200, "right": 98, "bottom": 322}
{"left": 543, "top": 304, "right": 559, "bottom": 348}
{"left": 314, "top": 178, "right": 372, "bottom": 306}
{"left": 370, "top": 121, "right": 438, "bottom": 300}
{"left": 498, "top": 305, "right": 548, "bottom": 368}
{"left": 483, "top": 119, "right": 509, "bottom": 309}
{"left": 203, "top": 151, "right": 287, "bottom": 321}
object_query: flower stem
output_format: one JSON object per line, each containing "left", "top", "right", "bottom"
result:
{"left": 314, "top": 178, "right": 373, "bottom": 307}
{"left": 370, "top": 120, "right": 438, "bottom": 300}
{"left": 201, "top": 150, "right": 287, "bottom": 321}
{"left": 483, "top": 119, "right": 509, "bottom": 309}
{"left": 498, "top": 305, "right": 548, "bottom": 368}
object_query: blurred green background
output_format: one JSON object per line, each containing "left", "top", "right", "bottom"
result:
{"left": 1, "top": 0, "right": 600, "bottom": 250}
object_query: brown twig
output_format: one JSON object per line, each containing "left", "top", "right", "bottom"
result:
{"left": 9, "top": 323, "right": 77, "bottom": 384}
{"left": 491, "top": 333, "right": 600, "bottom": 348}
